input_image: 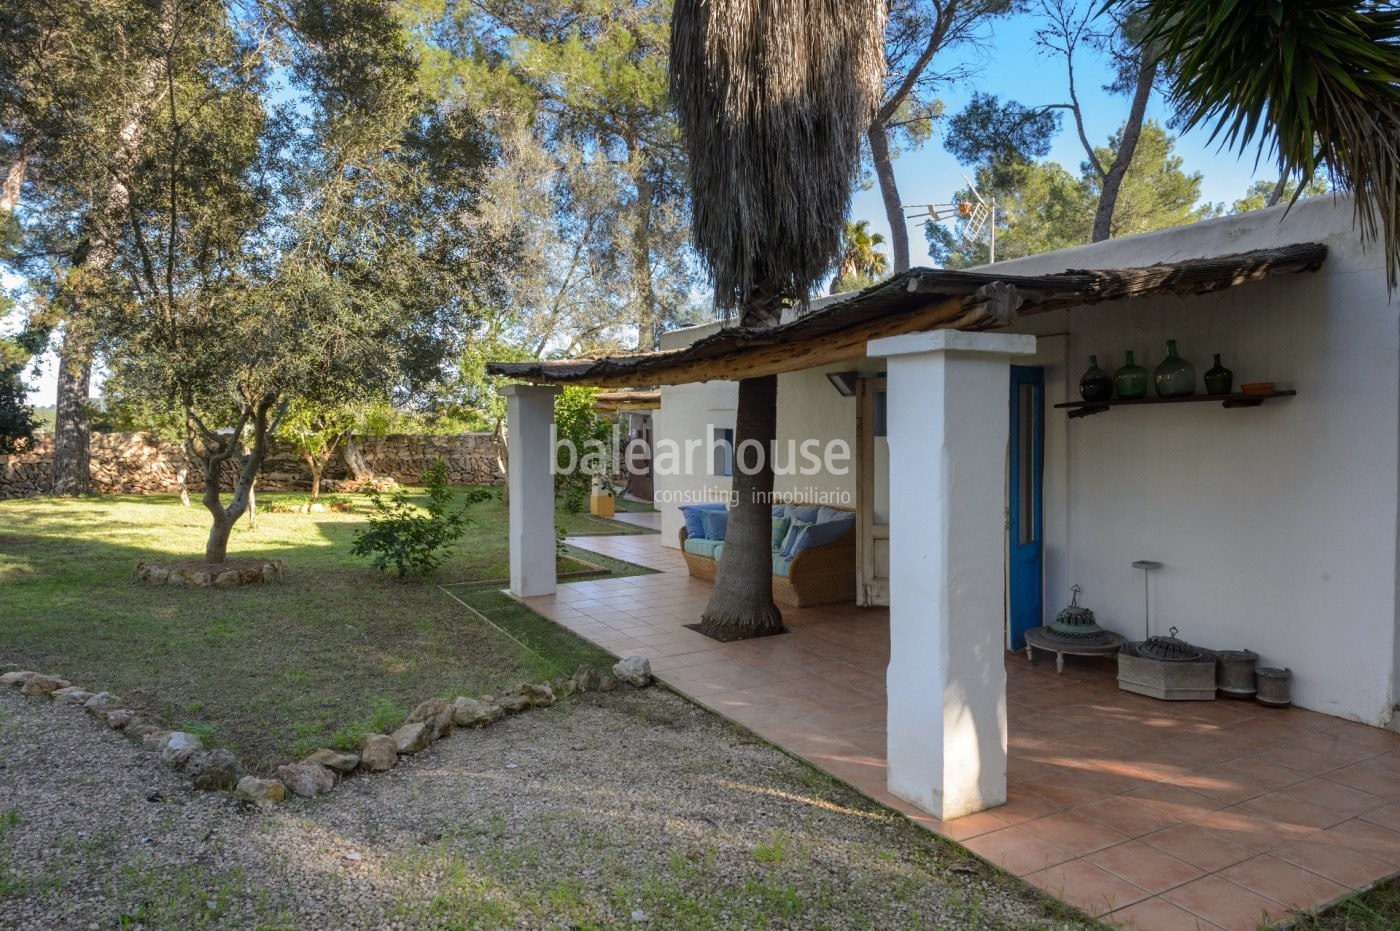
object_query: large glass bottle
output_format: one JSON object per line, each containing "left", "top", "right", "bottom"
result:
{"left": 1079, "top": 355, "right": 1113, "bottom": 402}
{"left": 1204, "top": 354, "right": 1234, "bottom": 395}
{"left": 1153, "top": 339, "right": 1196, "bottom": 398}
{"left": 1114, "top": 351, "right": 1148, "bottom": 400}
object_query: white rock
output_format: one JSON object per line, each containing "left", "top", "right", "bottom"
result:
{"left": 613, "top": 656, "right": 653, "bottom": 688}
{"left": 159, "top": 732, "right": 205, "bottom": 767}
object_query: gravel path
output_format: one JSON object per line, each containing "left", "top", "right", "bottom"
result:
{"left": 0, "top": 686, "right": 1093, "bottom": 930}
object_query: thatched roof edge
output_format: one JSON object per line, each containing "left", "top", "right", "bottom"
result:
{"left": 490, "top": 243, "right": 1327, "bottom": 387}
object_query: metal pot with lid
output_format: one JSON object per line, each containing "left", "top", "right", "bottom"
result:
{"left": 1047, "top": 585, "right": 1111, "bottom": 642}
{"left": 1139, "top": 627, "right": 1204, "bottom": 662}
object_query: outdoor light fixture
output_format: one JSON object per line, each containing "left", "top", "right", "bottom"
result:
{"left": 1132, "top": 560, "right": 1163, "bottom": 639}
{"left": 826, "top": 371, "right": 859, "bottom": 397}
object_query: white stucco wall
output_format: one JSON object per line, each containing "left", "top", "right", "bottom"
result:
{"left": 991, "top": 196, "right": 1399, "bottom": 726}
{"left": 651, "top": 197, "right": 1398, "bottom": 727}
{"left": 653, "top": 327, "right": 866, "bottom": 548}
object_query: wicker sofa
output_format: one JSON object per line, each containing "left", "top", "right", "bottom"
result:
{"left": 678, "top": 503, "right": 857, "bottom": 608}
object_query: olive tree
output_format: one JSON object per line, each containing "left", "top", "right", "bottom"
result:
{"left": 99, "top": 0, "right": 508, "bottom": 564}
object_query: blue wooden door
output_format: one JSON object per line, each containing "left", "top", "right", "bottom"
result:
{"left": 1008, "top": 365, "right": 1045, "bottom": 651}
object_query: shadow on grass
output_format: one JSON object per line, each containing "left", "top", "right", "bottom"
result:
{"left": 0, "top": 491, "right": 650, "bottom": 771}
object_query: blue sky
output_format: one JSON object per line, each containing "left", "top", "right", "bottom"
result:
{"left": 12, "top": 10, "right": 1272, "bottom": 406}
{"left": 850, "top": 14, "right": 1266, "bottom": 261}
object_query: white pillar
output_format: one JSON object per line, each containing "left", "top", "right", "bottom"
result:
{"left": 867, "top": 329, "right": 1036, "bottom": 821}
{"left": 499, "top": 385, "right": 563, "bottom": 597}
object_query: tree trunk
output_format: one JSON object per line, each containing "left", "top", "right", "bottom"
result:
{"left": 696, "top": 374, "right": 784, "bottom": 641}
{"left": 206, "top": 515, "right": 235, "bottom": 564}
{"left": 178, "top": 465, "right": 190, "bottom": 507}
{"left": 1091, "top": 59, "right": 1157, "bottom": 242}
{"left": 867, "top": 124, "right": 910, "bottom": 273}
{"left": 493, "top": 415, "right": 509, "bottom": 506}
{"left": 308, "top": 457, "right": 324, "bottom": 501}
{"left": 1, "top": 138, "right": 34, "bottom": 215}
{"left": 195, "top": 393, "right": 278, "bottom": 563}
{"left": 343, "top": 435, "right": 374, "bottom": 482}
{"left": 50, "top": 336, "right": 91, "bottom": 495}
{"left": 632, "top": 174, "right": 657, "bottom": 351}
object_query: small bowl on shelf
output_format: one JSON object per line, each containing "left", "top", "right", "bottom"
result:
{"left": 1240, "top": 382, "right": 1275, "bottom": 397}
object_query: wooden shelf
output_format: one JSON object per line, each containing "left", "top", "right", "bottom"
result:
{"left": 1054, "top": 390, "right": 1296, "bottom": 419}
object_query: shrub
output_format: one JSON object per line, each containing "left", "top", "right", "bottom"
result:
{"left": 350, "top": 459, "right": 489, "bottom": 577}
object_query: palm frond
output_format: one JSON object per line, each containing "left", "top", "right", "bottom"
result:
{"left": 670, "top": 0, "right": 888, "bottom": 318}
{"left": 1123, "top": 0, "right": 1400, "bottom": 288}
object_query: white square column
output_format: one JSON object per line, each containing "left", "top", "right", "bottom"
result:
{"left": 867, "top": 329, "right": 1036, "bottom": 821}
{"left": 499, "top": 384, "right": 563, "bottom": 597}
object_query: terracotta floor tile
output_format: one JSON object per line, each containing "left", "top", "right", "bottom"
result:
{"left": 937, "top": 809, "right": 1010, "bottom": 841}
{"left": 1019, "top": 810, "right": 1132, "bottom": 857}
{"left": 1192, "top": 805, "right": 1314, "bottom": 851}
{"left": 1078, "top": 795, "right": 1193, "bottom": 839}
{"left": 1256, "top": 743, "right": 1346, "bottom": 777}
{"left": 1361, "top": 801, "right": 1400, "bottom": 834}
{"left": 1197, "top": 757, "right": 1308, "bottom": 792}
{"left": 962, "top": 826, "right": 1074, "bottom": 875}
{"left": 1106, "top": 895, "right": 1225, "bottom": 930}
{"left": 1235, "top": 792, "right": 1350, "bottom": 834}
{"left": 1025, "top": 859, "right": 1150, "bottom": 916}
{"left": 1310, "top": 818, "right": 1400, "bottom": 868}
{"left": 525, "top": 533, "right": 1400, "bottom": 923}
{"left": 993, "top": 787, "right": 1068, "bottom": 825}
{"left": 1123, "top": 783, "right": 1225, "bottom": 822}
{"left": 1218, "top": 854, "right": 1349, "bottom": 910}
{"left": 1271, "top": 836, "right": 1394, "bottom": 887}
{"left": 1292, "top": 731, "right": 1389, "bottom": 766}
{"left": 1085, "top": 840, "right": 1206, "bottom": 895}
{"left": 1272, "top": 777, "right": 1385, "bottom": 817}
{"left": 1326, "top": 763, "right": 1400, "bottom": 799}
{"left": 1159, "top": 875, "right": 1288, "bottom": 931}
{"left": 1140, "top": 823, "right": 1255, "bottom": 872}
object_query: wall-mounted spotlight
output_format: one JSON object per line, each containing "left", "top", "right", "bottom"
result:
{"left": 826, "top": 371, "right": 859, "bottom": 397}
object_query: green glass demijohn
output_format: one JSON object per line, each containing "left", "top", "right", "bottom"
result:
{"left": 1113, "top": 351, "right": 1148, "bottom": 400}
{"left": 1204, "top": 354, "right": 1234, "bottom": 395}
{"left": 1153, "top": 339, "right": 1196, "bottom": 398}
{"left": 1079, "top": 355, "right": 1113, "bottom": 402}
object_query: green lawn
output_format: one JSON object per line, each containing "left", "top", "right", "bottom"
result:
{"left": 0, "top": 489, "right": 648, "bottom": 770}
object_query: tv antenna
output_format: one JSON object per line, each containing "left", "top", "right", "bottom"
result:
{"left": 901, "top": 175, "right": 997, "bottom": 263}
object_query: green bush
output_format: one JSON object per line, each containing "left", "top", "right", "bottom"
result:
{"left": 554, "top": 387, "right": 611, "bottom": 514}
{"left": 350, "top": 459, "right": 490, "bottom": 577}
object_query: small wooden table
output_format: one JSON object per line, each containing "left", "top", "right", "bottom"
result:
{"left": 1024, "top": 627, "right": 1126, "bottom": 674}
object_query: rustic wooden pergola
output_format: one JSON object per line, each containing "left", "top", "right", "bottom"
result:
{"left": 487, "top": 243, "right": 1327, "bottom": 387}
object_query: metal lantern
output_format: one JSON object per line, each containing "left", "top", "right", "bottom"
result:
{"left": 1048, "top": 585, "right": 1109, "bottom": 641}
{"left": 1139, "top": 627, "right": 1204, "bottom": 662}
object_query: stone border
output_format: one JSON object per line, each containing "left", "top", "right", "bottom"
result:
{"left": 0, "top": 656, "right": 655, "bottom": 807}
{"left": 132, "top": 559, "right": 284, "bottom": 588}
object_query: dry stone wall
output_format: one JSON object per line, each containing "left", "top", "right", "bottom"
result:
{"left": 0, "top": 432, "right": 502, "bottom": 500}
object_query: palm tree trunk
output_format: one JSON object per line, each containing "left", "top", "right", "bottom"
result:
{"left": 867, "top": 124, "right": 910, "bottom": 273}
{"left": 1091, "top": 58, "right": 1156, "bottom": 242}
{"left": 696, "top": 373, "right": 784, "bottom": 641}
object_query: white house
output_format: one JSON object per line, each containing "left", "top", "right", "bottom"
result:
{"left": 489, "top": 194, "right": 1398, "bottom": 820}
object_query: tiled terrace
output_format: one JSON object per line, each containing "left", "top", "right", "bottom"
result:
{"left": 518, "top": 517, "right": 1400, "bottom": 930}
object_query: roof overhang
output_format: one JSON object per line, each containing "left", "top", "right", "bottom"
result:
{"left": 488, "top": 243, "right": 1327, "bottom": 388}
{"left": 595, "top": 389, "right": 661, "bottom": 412}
